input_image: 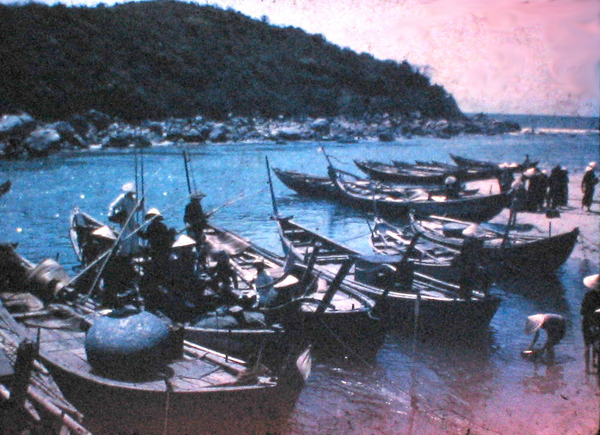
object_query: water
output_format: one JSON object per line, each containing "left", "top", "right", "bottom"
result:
{"left": 1, "top": 115, "right": 599, "bottom": 434}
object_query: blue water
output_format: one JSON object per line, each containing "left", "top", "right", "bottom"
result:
{"left": 1, "top": 115, "right": 598, "bottom": 434}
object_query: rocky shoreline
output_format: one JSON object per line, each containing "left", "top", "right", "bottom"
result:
{"left": 0, "top": 110, "right": 521, "bottom": 159}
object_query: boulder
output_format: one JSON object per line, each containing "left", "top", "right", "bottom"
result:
{"left": 0, "top": 112, "right": 36, "bottom": 140}
{"left": 310, "top": 118, "right": 330, "bottom": 133}
{"left": 85, "top": 109, "right": 113, "bottom": 131}
{"left": 275, "top": 126, "right": 303, "bottom": 141}
{"left": 23, "top": 127, "right": 62, "bottom": 157}
{"left": 49, "top": 121, "right": 87, "bottom": 148}
{"left": 209, "top": 124, "right": 228, "bottom": 142}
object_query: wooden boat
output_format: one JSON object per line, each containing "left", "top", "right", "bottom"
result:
{"left": 0, "top": 245, "right": 311, "bottom": 433}
{"left": 450, "top": 153, "right": 538, "bottom": 171}
{"left": 0, "top": 180, "right": 11, "bottom": 197}
{"left": 274, "top": 167, "right": 479, "bottom": 202}
{"left": 369, "top": 218, "right": 462, "bottom": 282}
{"left": 329, "top": 166, "right": 509, "bottom": 223}
{"left": 273, "top": 216, "right": 501, "bottom": 332}
{"left": 354, "top": 159, "right": 500, "bottom": 184}
{"left": 406, "top": 214, "right": 579, "bottom": 275}
{"left": 69, "top": 209, "right": 382, "bottom": 359}
{"left": 0, "top": 295, "right": 91, "bottom": 435}
{"left": 273, "top": 168, "right": 337, "bottom": 199}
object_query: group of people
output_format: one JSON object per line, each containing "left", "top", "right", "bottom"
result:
{"left": 98, "top": 184, "right": 247, "bottom": 311}
{"left": 522, "top": 273, "right": 600, "bottom": 372}
{"left": 508, "top": 165, "right": 569, "bottom": 213}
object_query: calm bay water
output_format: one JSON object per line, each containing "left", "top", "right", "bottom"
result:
{"left": 1, "top": 115, "right": 599, "bottom": 434}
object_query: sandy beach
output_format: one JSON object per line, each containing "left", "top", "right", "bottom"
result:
{"left": 465, "top": 171, "right": 600, "bottom": 435}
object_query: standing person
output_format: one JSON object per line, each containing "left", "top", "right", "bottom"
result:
{"left": 581, "top": 162, "right": 599, "bottom": 212}
{"left": 184, "top": 192, "right": 207, "bottom": 243}
{"left": 539, "top": 169, "right": 549, "bottom": 209}
{"left": 509, "top": 175, "right": 527, "bottom": 222}
{"left": 139, "top": 208, "right": 176, "bottom": 283}
{"left": 548, "top": 165, "right": 562, "bottom": 209}
{"left": 523, "top": 167, "right": 541, "bottom": 211}
{"left": 498, "top": 163, "right": 515, "bottom": 193}
{"left": 557, "top": 166, "right": 569, "bottom": 206}
{"left": 108, "top": 182, "right": 141, "bottom": 257}
{"left": 581, "top": 274, "right": 600, "bottom": 372}
{"left": 523, "top": 313, "right": 566, "bottom": 361}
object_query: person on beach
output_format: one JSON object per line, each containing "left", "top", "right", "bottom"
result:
{"left": 581, "top": 162, "right": 599, "bottom": 212}
{"left": 523, "top": 167, "right": 546, "bottom": 212}
{"left": 581, "top": 274, "right": 600, "bottom": 372}
{"left": 548, "top": 165, "right": 562, "bottom": 208}
{"left": 557, "top": 166, "right": 569, "bottom": 206}
{"left": 523, "top": 313, "right": 566, "bottom": 361}
{"left": 498, "top": 163, "right": 515, "bottom": 193}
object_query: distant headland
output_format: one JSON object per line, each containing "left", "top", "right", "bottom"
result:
{"left": 0, "top": 1, "right": 520, "bottom": 158}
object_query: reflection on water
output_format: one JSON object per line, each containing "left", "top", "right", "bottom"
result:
{"left": 1, "top": 126, "right": 598, "bottom": 433}
{"left": 522, "top": 363, "right": 566, "bottom": 395}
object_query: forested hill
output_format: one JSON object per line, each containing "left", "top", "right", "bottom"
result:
{"left": 0, "top": 0, "right": 464, "bottom": 122}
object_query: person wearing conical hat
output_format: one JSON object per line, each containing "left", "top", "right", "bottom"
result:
{"left": 139, "top": 207, "right": 175, "bottom": 283}
{"left": 184, "top": 191, "right": 207, "bottom": 243}
{"left": 581, "top": 162, "right": 599, "bottom": 212}
{"left": 210, "top": 251, "right": 238, "bottom": 304}
{"left": 444, "top": 175, "right": 460, "bottom": 199}
{"left": 168, "top": 234, "right": 199, "bottom": 290}
{"left": 108, "top": 182, "right": 141, "bottom": 257}
{"left": 580, "top": 274, "right": 600, "bottom": 371}
{"left": 523, "top": 313, "right": 566, "bottom": 362}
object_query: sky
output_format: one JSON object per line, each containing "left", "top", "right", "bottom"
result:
{"left": 3, "top": 0, "right": 600, "bottom": 117}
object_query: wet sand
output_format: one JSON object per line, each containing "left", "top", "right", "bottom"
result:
{"left": 463, "top": 171, "right": 600, "bottom": 435}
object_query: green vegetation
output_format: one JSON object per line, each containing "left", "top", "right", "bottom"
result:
{"left": 0, "top": 0, "right": 464, "bottom": 122}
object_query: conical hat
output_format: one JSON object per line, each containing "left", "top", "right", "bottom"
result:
{"left": 92, "top": 225, "right": 117, "bottom": 241}
{"left": 462, "top": 223, "right": 481, "bottom": 237}
{"left": 525, "top": 314, "right": 546, "bottom": 335}
{"left": 145, "top": 208, "right": 161, "bottom": 218}
{"left": 173, "top": 234, "right": 196, "bottom": 248}
{"left": 584, "top": 274, "right": 599, "bottom": 290}
{"left": 444, "top": 176, "right": 457, "bottom": 185}
{"left": 121, "top": 182, "right": 136, "bottom": 193}
{"left": 589, "top": 161, "right": 597, "bottom": 169}
{"left": 524, "top": 167, "right": 536, "bottom": 177}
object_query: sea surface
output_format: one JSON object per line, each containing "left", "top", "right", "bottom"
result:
{"left": 1, "top": 114, "right": 599, "bottom": 434}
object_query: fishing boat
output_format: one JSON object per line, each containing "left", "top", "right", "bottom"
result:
{"left": 354, "top": 159, "right": 500, "bottom": 184}
{"left": 369, "top": 218, "right": 462, "bottom": 281}
{"left": 0, "top": 294, "right": 91, "bottom": 435}
{"left": 329, "top": 166, "right": 509, "bottom": 223}
{"left": 0, "top": 244, "right": 311, "bottom": 433}
{"left": 69, "top": 208, "right": 382, "bottom": 359}
{"left": 405, "top": 213, "right": 579, "bottom": 275}
{"left": 450, "top": 153, "right": 538, "bottom": 170}
{"left": 272, "top": 168, "right": 337, "bottom": 199}
{"left": 0, "top": 180, "right": 11, "bottom": 197}
{"left": 273, "top": 216, "right": 501, "bottom": 332}
{"left": 274, "top": 167, "right": 479, "bottom": 202}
